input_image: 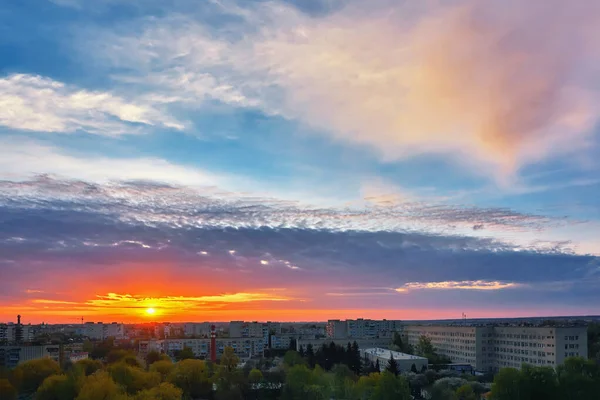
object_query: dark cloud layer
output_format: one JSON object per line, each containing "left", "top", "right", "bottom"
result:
{"left": 1, "top": 177, "right": 598, "bottom": 313}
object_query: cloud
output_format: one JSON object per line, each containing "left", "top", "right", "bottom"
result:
{"left": 88, "top": 0, "right": 600, "bottom": 178}
{"left": 0, "top": 138, "right": 218, "bottom": 187}
{"left": 395, "top": 280, "right": 521, "bottom": 292}
{"left": 0, "top": 74, "right": 184, "bottom": 134}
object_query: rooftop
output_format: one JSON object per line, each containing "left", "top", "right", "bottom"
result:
{"left": 362, "top": 348, "right": 427, "bottom": 360}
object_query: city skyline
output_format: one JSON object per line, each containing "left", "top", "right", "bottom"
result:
{"left": 1, "top": 0, "right": 600, "bottom": 323}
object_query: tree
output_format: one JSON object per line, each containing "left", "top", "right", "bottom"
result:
{"left": 489, "top": 368, "right": 522, "bottom": 400}
{"left": 175, "top": 346, "right": 195, "bottom": 361}
{"left": 416, "top": 336, "right": 435, "bottom": 358}
{"left": 411, "top": 363, "right": 418, "bottom": 373}
{"left": 14, "top": 358, "right": 62, "bottom": 394}
{"left": 145, "top": 351, "right": 161, "bottom": 367}
{"left": 374, "top": 359, "right": 380, "bottom": 372}
{"left": 168, "top": 359, "right": 212, "bottom": 399}
{"left": 108, "top": 362, "right": 160, "bottom": 395}
{"left": 35, "top": 374, "right": 79, "bottom": 400}
{"left": 455, "top": 384, "right": 476, "bottom": 400}
{"left": 248, "top": 368, "right": 264, "bottom": 384}
{"left": 306, "top": 344, "right": 315, "bottom": 368}
{"left": 75, "top": 371, "right": 128, "bottom": 400}
{"left": 150, "top": 360, "right": 174, "bottom": 381}
{"left": 75, "top": 359, "right": 102, "bottom": 376}
{"left": 281, "top": 365, "right": 331, "bottom": 400}
{"left": 556, "top": 357, "right": 600, "bottom": 400}
{"left": 134, "top": 382, "right": 182, "bottom": 400}
{"left": 371, "top": 371, "right": 411, "bottom": 400}
{"left": 520, "top": 364, "right": 560, "bottom": 400}
{"left": 0, "top": 379, "right": 17, "bottom": 400}
{"left": 220, "top": 346, "right": 240, "bottom": 372}
{"left": 385, "top": 355, "right": 399, "bottom": 376}
{"left": 298, "top": 346, "right": 305, "bottom": 358}
{"left": 283, "top": 350, "right": 306, "bottom": 367}
{"left": 350, "top": 341, "right": 361, "bottom": 375}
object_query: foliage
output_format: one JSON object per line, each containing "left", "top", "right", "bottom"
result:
{"left": 385, "top": 356, "right": 399, "bottom": 376}
{"left": 14, "top": 358, "right": 62, "bottom": 394}
{"left": 248, "top": 368, "right": 264, "bottom": 384}
{"left": 556, "top": 357, "right": 600, "bottom": 400}
{"left": 281, "top": 364, "right": 331, "bottom": 400}
{"left": 149, "top": 360, "right": 174, "bottom": 381}
{"left": 108, "top": 362, "right": 160, "bottom": 395}
{"left": 35, "top": 374, "right": 79, "bottom": 400}
{"left": 174, "top": 346, "right": 195, "bottom": 361}
{"left": 415, "top": 335, "right": 452, "bottom": 365}
{"left": 220, "top": 346, "right": 240, "bottom": 372}
{"left": 455, "top": 384, "right": 476, "bottom": 400}
{"left": 145, "top": 350, "right": 161, "bottom": 366}
{"left": 75, "top": 371, "right": 128, "bottom": 400}
{"left": 74, "top": 359, "right": 102, "bottom": 376}
{"left": 106, "top": 349, "right": 140, "bottom": 367}
{"left": 0, "top": 378, "right": 17, "bottom": 400}
{"left": 168, "top": 359, "right": 212, "bottom": 399}
{"left": 283, "top": 350, "right": 307, "bottom": 367}
{"left": 134, "top": 382, "right": 182, "bottom": 400}
{"left": 370, "top": 371, "right": 411, "bottom": 400}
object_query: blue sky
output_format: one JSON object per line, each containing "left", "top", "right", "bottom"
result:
{"left": 1, "top": 0, "right": 599, "bottom": 322}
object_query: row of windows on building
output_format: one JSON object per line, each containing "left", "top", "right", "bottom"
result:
{"left": 489, "top": 333, "right": 555, "bottom": 340}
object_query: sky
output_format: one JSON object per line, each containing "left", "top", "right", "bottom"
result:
{"left": 1, "top": 0, "right": 600, "bottom": 324}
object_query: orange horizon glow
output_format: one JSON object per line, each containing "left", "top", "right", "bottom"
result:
{"left": 2, "top": 289, "right": 597, "bottom": 325}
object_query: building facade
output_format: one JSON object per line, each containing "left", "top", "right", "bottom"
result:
{"left": 402, "top": 325, "right": 588, "bottom": 372}
{"left": 83, "top": 322, "right": 126, "bottom": 340}
{"left": 326, "top": 319, "right": 402, "bottom": 339}
{"left": 139, "top": 337, "right": 264, "bottom": 359}
{"left": 0, "top": 345, "right": 60, "bottom": 369}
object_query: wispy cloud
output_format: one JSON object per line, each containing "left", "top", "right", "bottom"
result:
{"left": 396, "top": 280, "right": 521, "bottom": 292}
{"left": 87, "top": 0, "right": 600, "bottom": 178}
{"left": 0, "top": 74, "right": 184, "bottom": 135}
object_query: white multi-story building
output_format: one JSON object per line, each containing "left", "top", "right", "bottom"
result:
{"left": 270, "top": 334, "right": 296, "bottom": 350}
{"left": 139, "top": 337, "right": 264, "bottom": 359}
{"left": 402, "top": 325, "right": 588, "bottom": 372}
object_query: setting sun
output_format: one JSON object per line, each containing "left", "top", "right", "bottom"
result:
{"left": 145, "top": 307, "right": 156, "bottom": 315}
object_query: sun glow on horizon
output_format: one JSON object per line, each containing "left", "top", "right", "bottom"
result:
{"left": 145, "top": 307, "right": 156, "bottom": 315}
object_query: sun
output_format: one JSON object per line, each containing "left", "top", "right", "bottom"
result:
{"left": 145, "top": 307, "right": 156, "bottom": 315}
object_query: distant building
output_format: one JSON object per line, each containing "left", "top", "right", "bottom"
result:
{"left": 0, "top": 345, "right": 60, "bottom": 369}
{"left": 184, "top": 322, "right": 211, "bottom": 337}
{"left": 139, "top": 337, "right": 264, "bottom": 359}
{"left": 297, "top": 337, "right": 392, "bottom": 352}
{"left": 326, "top": 319, "right": 402, "bottom": 339}
{"left": 361, "top": 348, "right": 428, "bottom": 373}
{"left": 83, "top": 322, "right": 125, "bottom": 340}
{"left": 402, "top": 325, "right": 588, "bottom": 372}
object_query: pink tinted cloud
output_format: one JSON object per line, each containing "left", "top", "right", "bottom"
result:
{"left": 109, "top": 0, "right": 600, "bottom": 179}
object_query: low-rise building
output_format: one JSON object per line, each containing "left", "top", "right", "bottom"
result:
{"left": 361, "top": 348, "right": 428, "bottom": 373}
{"left": 0, "top": 345, "right": 60, "bottom": 369}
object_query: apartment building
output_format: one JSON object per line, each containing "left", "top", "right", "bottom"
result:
{"left": 0, "top": 323, "right": 34, "bottom": 343}
{"left": 184, "top": 322, "right": 212, "bottom": 337}
{"left": 139, "top": 337, "right": 264, "bottom": 359}
{"left": 83, "top": 322, "right": 125, "bottom": 340}
{"left": 326, "top": 320, "right": 348, "bottom": 339}
{"left": 327, "top": 319, "right": 402, "bottom": 339}
{"left": 403, "top": 325, "right": 588, "bottom": 372}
